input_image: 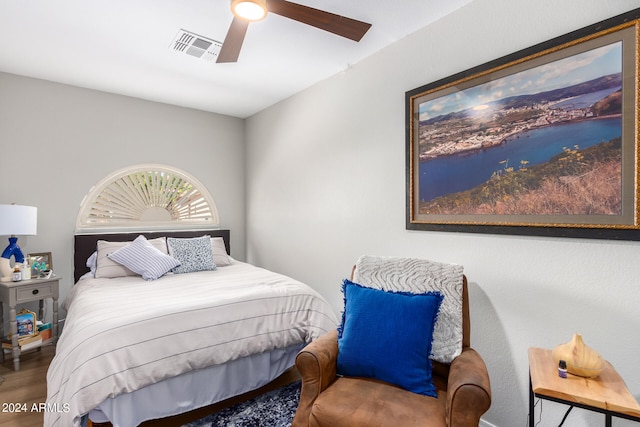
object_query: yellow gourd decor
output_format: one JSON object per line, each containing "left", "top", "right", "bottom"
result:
{"left": 552, "top": 333, "right": 604, "bottom": 378}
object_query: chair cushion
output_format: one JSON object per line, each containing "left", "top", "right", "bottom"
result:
{"left": 310, "top": 377, "right": 447, "bottom": 427}
{"left": 337, "top": 279, "right": 443, "bottom": 397}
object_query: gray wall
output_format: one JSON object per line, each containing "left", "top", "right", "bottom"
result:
{"left": 245, "top": 1, "right": 640, "bottom": 426}
{"left": 2, "top": 1, "right": 640, "bottom": 425}
{"left": 0, "top": 72, "right": 246, "bottom": 319}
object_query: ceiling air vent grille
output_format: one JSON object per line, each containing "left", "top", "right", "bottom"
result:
{"left": 170, "top": 29, "right": 222, "bottom": 61}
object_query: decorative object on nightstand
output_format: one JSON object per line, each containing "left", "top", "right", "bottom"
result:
{"left": 27, "top": 252, "right": 53, "bottom": 279}
{"left": 38, "top": 321, "right": 52, "bottom": 341}
{"left": 552, "top": 333, "right": 604, "bottom": 378}
{"left": 3, "top": 308, "right": 40, "bottom": 351}
{"left": 0, "top": 204, "right": 37, "bottom": 282}
{"left": 22, "top": 256, "right": 31, "bottom": 280}
{"left": 13, "top": 308, "right": 37, "bottom": 338}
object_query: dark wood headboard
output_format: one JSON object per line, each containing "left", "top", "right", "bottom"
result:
{"left": 73, "top": 229, "right": 231, "bottom": 283}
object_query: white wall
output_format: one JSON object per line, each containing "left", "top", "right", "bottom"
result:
{"left": 245, "top": 1, "right": 640, "bottom": 426}
{"left": 0, "top": 72, "right": 246, "bottom": 320}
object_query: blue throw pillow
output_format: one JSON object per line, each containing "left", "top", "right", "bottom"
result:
{"left": 337, "top": 279, "right": 444, "bottom": 397}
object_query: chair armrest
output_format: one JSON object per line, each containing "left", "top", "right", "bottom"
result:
{"left": 446, "top": 347, "right": 492, "bottom": 427}
{"left": 291, "top": 330, "right": 339, "bottom": 427}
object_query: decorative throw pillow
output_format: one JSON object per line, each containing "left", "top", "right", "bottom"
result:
{"left": 352, "top": 255, "right": 464, "bottom": 364}
{"left": 95, "top": 237, "right": 169, "bottom": 278}
{"left": 167, "top": 235, "right": 217, "bottom": 274}
{"left": 107, "top": 235, "right": 180, "bottom": 281}
{"left": 210, "top": 237, "right": 231, "bottom": 267}
{"left": 337, "top": 279, "right": 443, "bottom": 397}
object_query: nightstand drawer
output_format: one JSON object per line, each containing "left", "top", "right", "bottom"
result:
{"left": 16, "top": 283, "right": 54, "bottom": 302}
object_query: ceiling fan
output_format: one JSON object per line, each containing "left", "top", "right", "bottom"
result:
{"left": 217, "top": 0, "right": 372, "bottom": 63}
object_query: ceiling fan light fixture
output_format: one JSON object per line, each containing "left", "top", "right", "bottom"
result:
{"left": 231, "top": 0, "right": 267, "bottom": 21}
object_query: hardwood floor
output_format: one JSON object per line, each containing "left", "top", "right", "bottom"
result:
{"left": 0, "top": 343, "right": 300, "bottom": 427}
{"left": 0, "top": 343, "right": 54, "bottom": 427}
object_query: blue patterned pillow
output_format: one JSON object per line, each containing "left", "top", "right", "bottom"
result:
{"left": 107, "top": 235, "right": 181, "bottom": 281}
{"left": 337, "top": 279, "right": 443, "bottom": 397}
{"left": 167, "top": 235, "right": 217, "bottom": 274}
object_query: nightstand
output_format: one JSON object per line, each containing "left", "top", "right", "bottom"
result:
{"left": 0, "top": 276, "right": 60, "bottom": 371}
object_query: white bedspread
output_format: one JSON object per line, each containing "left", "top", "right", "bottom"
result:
{"left": 45, "top": 261, "right": 337, "bottom": 427}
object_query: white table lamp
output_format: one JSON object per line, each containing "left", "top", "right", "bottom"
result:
{"left": 0, "top": 204, "right": 37, "bottom": 281}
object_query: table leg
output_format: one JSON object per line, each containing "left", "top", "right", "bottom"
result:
{"left": 9, "top": 306, "right": 19, "bottom": 371}
{"left": 52, "top": 296, "right": 58, "bottom": 345}
{"left": 606, "top": 414, "right": 612, "bottom": 427}
{"left": 39, "top": 299, "right": 44, "bottom": 323}
{"left": 0, "top": 302, "right": 3, "bottom": 363}
{"left": 35, "top": 299, "right": 45, "bottom": 352}
{"left": 0, "top": 301, "right": 4, "bottom": 339}
{"left": 529, "top": 373, "right": 535, "bottom": 427}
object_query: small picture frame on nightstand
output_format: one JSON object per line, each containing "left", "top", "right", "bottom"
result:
{"left": 15, "top": 309, "right": 37, "bottom": 337}
{"left": 27, "top": 252, "right": 53, "bottom": 278}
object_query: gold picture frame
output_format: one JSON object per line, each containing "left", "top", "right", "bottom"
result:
{"left": 406, "top": 9, "right": 640, "bottom": 240}
{"left": 16, "top": 309, "right": 37, "bottom": 337}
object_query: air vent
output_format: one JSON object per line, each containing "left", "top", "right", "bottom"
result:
{"left": 170, "top": 29, "right": 222, "bottom": 61}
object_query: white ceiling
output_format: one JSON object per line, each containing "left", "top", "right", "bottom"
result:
{"left": 0, "top": 0, "right": 472, "bottom": 118}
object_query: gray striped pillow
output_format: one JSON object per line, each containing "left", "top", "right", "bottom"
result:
{"left": 95, "top": 237, "right": 168, "bottom": 278}
{"left": 108, "top": 235, "right": 181, "bottom": 280}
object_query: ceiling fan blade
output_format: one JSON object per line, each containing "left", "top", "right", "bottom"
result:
{"left": 217, "top": 17, "right": 250, "bottom": 63}
{"left": 267, "top": 0, "right": 371, "bottom": 42}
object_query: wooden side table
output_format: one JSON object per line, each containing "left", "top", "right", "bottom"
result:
{"left": 0, "top": 276, "right": 60, "bottom": 371}
{"left": 529, "top": 347, "right": 640, "bottom": 426}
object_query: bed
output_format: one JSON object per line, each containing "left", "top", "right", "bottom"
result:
{"left": 45, "top": 229, "right": 338, "bottom": 427}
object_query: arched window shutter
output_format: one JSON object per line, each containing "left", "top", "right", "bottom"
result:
{"left": 76, "top": 164, "right": 219, "bottom": 233}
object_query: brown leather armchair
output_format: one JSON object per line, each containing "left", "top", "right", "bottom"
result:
{"left": 292, "top": 276, "right": 491, "bottom": 427}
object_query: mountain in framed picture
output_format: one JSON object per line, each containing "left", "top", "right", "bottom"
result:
{"left": 406, "top": 8, "right": 640, "bottom": 240}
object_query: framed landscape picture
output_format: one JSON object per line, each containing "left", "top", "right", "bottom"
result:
{"left": 406, "top": 8, "right": 640, "bottom": 240}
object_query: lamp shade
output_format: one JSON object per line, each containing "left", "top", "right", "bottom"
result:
{"left": 0, "top": 204, "right": 38, "bottom": 236}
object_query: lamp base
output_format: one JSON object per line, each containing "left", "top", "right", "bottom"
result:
{"left": 0, "top": 257, "right": 13, "bottom": 281}
{"left": 1, "top": 236, "right": 26, "bottom": 281}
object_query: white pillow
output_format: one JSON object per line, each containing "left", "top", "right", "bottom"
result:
{"left": 107, "top": 235, "right": 180, "bottom": 281}
{"left": 86, "top": 251, "right": 98, "bottom": 276}
{"left": 211, "top": 237, "right": 231, "bottom": 267}
{"left": 95, "top": 237, "right": 168, "bottom": 279}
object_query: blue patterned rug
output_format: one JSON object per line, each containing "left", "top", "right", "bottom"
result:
{"left": 181, "top": 381, "right": 301, "bottom": 427}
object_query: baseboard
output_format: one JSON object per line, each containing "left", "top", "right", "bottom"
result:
{"left": 480, "top": 419, "right": 499, "bottom": 427}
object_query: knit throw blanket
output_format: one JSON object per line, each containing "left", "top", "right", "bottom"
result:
{"left": 353, "top": 255, "right": 464, "bottom": 363}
